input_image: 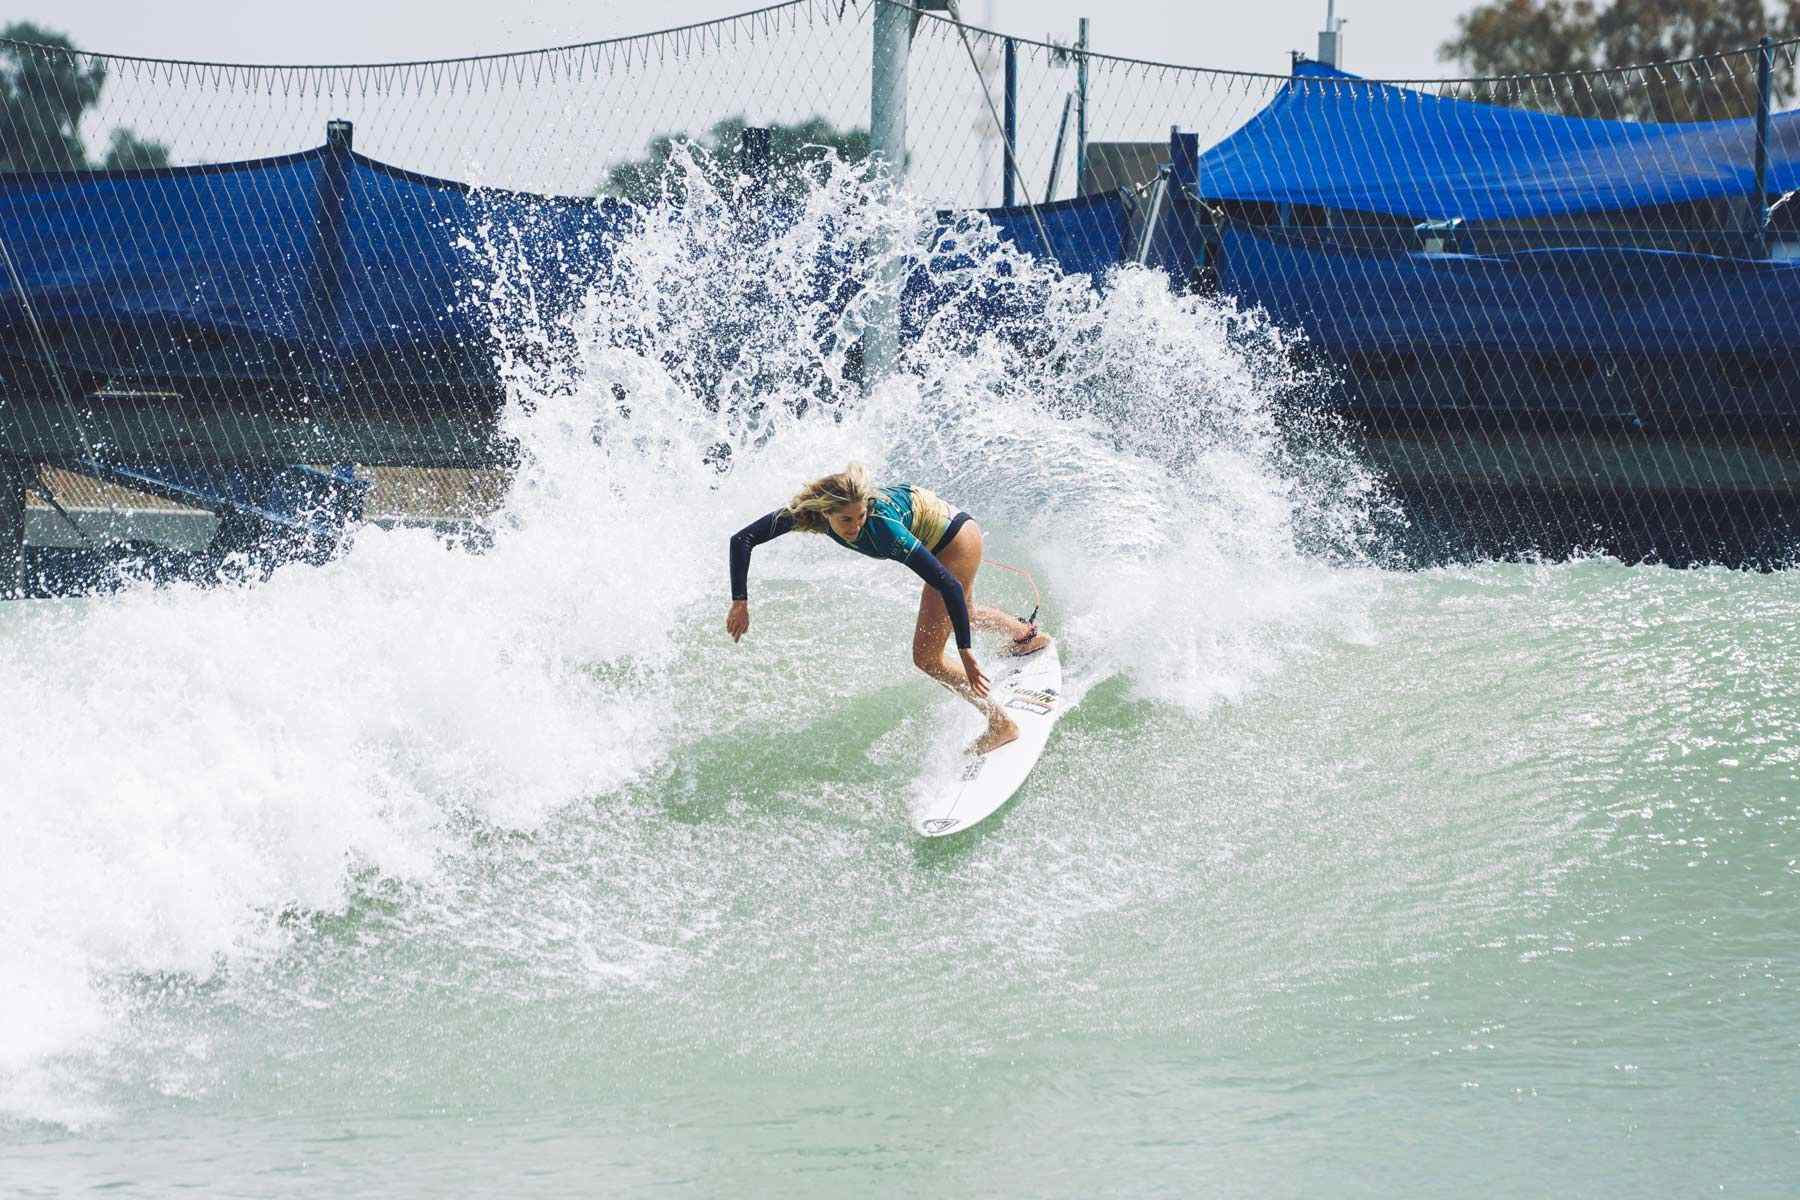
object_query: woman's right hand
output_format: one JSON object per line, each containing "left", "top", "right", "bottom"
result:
{"left": 959, "top": 648, "right": 990, "bottom": 699}
{"left": 726, "top": 600, "right": 750, "bottom": 643}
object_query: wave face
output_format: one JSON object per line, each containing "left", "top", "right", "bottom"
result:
{"left": 3, "top": 155, "right": 1792, "bottom": 1196}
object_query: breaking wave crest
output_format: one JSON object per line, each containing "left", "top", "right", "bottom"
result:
{"left": 0, "top": 146, "right": 1389, "bottom": 1124}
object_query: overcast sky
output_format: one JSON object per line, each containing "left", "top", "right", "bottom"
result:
{"left": 35, "top": 1, "right": 1480, "bottom": 203}
{"left": 44, "top": 1, "right": 1468, "bottom": 79}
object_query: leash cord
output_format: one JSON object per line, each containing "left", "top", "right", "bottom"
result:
{"left": 983, "top": 557, "right": 1042, "bottom": 631}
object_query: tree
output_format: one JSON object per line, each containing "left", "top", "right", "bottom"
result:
{"left": 0, "top": 22, "right": 103, "bottom": 171}
{"left": 1440, "top": 0, "right": 1800, "bottom": 120}
{"left": 100, "top": 127, "right": 170, "bottom": 170}
{"left": 602, "top": 114, "right": 870, "bottom": 202}
{"left": 0, "top": 21, "right": 171, "bottom": 171}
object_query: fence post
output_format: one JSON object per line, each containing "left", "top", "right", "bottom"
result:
{"left": 308, "top": 120, "right": 354, "bottom": 403}
{"left": 867, "top": 0, "right": 913, "bottom": 387}
{"left": 1170, "top": 128, "right": 1199, "bottom": 190}
{"left": 1003, "top": 36, "right": 1018, "bottom": 207}
{"left": 1752, "top": 35, "right": 1773, "bottom": 254}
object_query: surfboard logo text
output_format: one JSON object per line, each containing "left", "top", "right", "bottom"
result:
{"left": 1006, "top": 687, "right": 1059, "bottom": 715}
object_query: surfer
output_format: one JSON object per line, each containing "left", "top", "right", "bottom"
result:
{"left": 726, "top": 463, "right": 1049, "bottom": 754}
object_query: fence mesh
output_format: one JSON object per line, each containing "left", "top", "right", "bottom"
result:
{"left": 1, "top": 0, "right": 1797, "bottom": 594}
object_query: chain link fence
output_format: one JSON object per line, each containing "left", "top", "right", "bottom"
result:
{"left": 1, "top": 0, "right": 1797, "bottom": 592}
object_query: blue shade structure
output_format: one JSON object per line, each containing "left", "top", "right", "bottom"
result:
{"left": 0, "top": 129, "right": 1125, "bottom": 464}
{"left": 1134, "top": 58, "right": 1800, "bottom": 565}
{"left": 976, "top": 192, "right": 1132, "bottom": 279}
{"left": 1165, "top": 61, "right": 1800, "bottom": 423}
{"left": 1196, "top": 60, "right": 1800, "bottom": 222}
{"left": 0, "top": 140, "right": 626, "bottom": 393}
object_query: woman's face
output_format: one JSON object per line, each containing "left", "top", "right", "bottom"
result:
{"left": 826, "top": 501, "right": 867, "bottom": 542}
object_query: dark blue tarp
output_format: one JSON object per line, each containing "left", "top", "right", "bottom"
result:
{"left": 0, "top": 136, "right": 1125, "bottom": 396}
{"left": 0, "top": 145, "right": 626, "bottom": 385}
{"left": 1197, "top": 61, "right": 1800, "bottom": 220}
{"left": 977, "top": 191, "right": 1132, "bottom": 278}
{"left": 1216, "top": 224, "right": 1800, "bottom": 359}
{"left": 900, "top": 191, "right": 1130, "bottom": 345}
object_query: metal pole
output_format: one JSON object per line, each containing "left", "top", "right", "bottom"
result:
{"left": 1003, "top": 36, "right": 1018, "bottom": 207}
{"left": 867, "top": 0, "right": 913, "bottom": 386}
{"left": 1046, "top": 92, "right": 1073, "bottom": 200}
{"left": 1171, "top": 128, "right": 1200, "bottom": 186}
{"left": 1753, "top": 35, "right": 1773, "bottom": 251}
{"left": 1135, "top": 169, "right": 1169, "bottom": 265}
{"left": 1133, "top": 123, "right": 1184, "bottom": 265}
{"left": 1318, "top": 0, "right": 1341, "bottom": 67}
{"left": 1075, "top": 18, "right": 1089, "bottom": 197}
{"left": 871, "top": 4, "right": 910, "bottom": 179}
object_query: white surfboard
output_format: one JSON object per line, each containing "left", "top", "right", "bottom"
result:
{"left": 914, "top": 639, "right": 1064, "bottom": 838}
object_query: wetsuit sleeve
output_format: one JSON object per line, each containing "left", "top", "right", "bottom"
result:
{"left": 729, "top": 510, "right": 795, "bottom": 601}
{"left": 904, "top": 545, "right": 973, "bottom": 650}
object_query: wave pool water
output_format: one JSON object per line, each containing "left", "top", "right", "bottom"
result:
{"left": 1, "top": 156, "right": 1794, "bottom": 1196}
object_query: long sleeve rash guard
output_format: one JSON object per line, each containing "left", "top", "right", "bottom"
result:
{"left": 728, "top": 507, "right": 973, "bottom": 650}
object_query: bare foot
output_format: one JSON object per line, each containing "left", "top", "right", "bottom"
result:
{"left": 969, "top": 718, "right": 1020, "bottom": 755}
{"left": 1001, "top": 631, "right": 1052, "bottom": 657}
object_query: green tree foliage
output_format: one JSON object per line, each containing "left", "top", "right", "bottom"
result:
{"left": 0, "top": 22, "right": 103, "bottom": 171}
{"left": 100, "top": 127, "right": 170, "bottom": 170}
{"left": 0, "top": 21, "right": 171, "bottom": 171}
{"left": 1439, "top": 0, "right": 1800, "bottom": 120}
{"left": 602, "top": 114, "right": 870, "bottom": 202}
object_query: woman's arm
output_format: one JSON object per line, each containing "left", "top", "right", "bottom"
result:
{"left": 726, "top": 510, "right": 794, "bottom": 643}
{"left": 728, "top": 510, "right": 795, "bottom": 601}
{"left": 903, "top": 545, "right": 972, "bottom": 651}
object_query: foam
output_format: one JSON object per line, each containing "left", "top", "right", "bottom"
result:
{"left": 0, "top": 147, "right": 1385, "bottom": 1123}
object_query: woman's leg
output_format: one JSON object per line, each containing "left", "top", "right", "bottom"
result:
{"left": 972, "top": 605, "right": 1038, "bottom": 639}
{"left": 911, "top": 521, "right": 1023, "bottom": 752}
{"left": 943, "top": 523, "right": 1047, "bottom": 652}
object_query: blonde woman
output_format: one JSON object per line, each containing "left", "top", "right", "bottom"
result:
{"left": 726, "top": 464, "right": 1050, "bottom": 754}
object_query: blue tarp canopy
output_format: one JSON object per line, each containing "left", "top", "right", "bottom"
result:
{"left": 0, "top": 142, "right": 1124, "bottom": 392}
{"left": 1196, "top": 61, "right": 1800, "bottom": 220}
{"left": 0, "top": 144, "right": 622, "bottom": 386}
{"left": 1217, "top": 226, "right": 1800, "bottom": 363}
{"left": 978, "top": 192, "right": 1131, "bottom": 277}
{"left": 909, "top": 190, "right": 1131, "bottom": 337}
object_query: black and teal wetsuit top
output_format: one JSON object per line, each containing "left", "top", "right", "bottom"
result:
{"left": 728, "top": 487, "right": 973, "bottom": 649}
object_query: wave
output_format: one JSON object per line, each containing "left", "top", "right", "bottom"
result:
{"left": 0, "top": 146, "right": 1387, "bottom": 1124}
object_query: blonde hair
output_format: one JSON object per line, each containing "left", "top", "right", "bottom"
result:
{"left": 785, "top": 462, "right": 885, "bottom": 533}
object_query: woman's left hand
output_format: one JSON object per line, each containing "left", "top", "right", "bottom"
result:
{"left": 959, "top": 648, "right": 990, "bottom": 700}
